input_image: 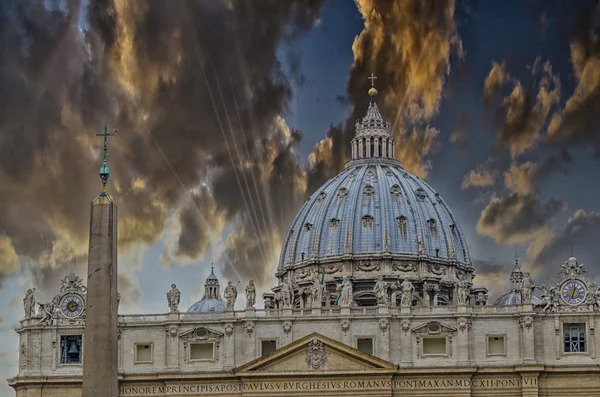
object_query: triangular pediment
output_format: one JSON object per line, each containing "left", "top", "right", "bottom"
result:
{"left": 411, "top": 320, "right": 456, "bottom": 335}
{"left": 235, "top": 332, "right": 396, "bottom": 375}
{"left": 179, "top": 326, "right": 223, "bottom": 340}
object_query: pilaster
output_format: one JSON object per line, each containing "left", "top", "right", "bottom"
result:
{"left": 399, "top": 317, "right": 412, "bottom": 366}
{"left": 457, "top": 317, "right": 471, "bottom": 364}
{"left": 378, "top": 317, "right": 390, "bottom": 361}
{"left": 224, "top": 322, "right": 235, "bottom": 370}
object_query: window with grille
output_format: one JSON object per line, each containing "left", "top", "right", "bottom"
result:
{"left": 564, "top": 324, "right": 586, "bottom": 353}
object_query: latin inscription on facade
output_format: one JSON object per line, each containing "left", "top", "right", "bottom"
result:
{"left": 118, "top": 377, "right": 535, "bottom": 395}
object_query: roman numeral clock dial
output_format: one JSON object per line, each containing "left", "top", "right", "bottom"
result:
{"left": 60, "top": 294, "right": 84, "bottom": 318}
{"left": 561, "top": 281, "right": 587, "bottom": 305}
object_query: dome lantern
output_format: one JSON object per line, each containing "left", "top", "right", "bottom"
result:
{"left": 187, "top": 265, "right": 226, "bottom": 312}
{"left": 351, "top": 74, "right": 396, "bottom": 161}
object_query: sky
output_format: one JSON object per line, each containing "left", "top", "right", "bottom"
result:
{"left": 1, "top": 0, "right": 600, "bottom": 395}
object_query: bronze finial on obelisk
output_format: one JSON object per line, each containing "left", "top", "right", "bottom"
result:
{"left": 82, "top": 125, "right": 119, "bottom": 397}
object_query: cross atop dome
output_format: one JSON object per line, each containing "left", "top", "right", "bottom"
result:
{"left": 368, "top": 74, "right": 378, "bottom": 97}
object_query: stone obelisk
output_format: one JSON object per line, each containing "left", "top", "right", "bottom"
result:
{"left": 82, "top": 126, "right": 118, "bottom": 397}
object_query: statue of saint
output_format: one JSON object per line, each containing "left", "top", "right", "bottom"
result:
{"left": 336, "top": 277, "right": 354, "bottom": 307}
{"left": 23, "top": 288, "right": 36, "bottom": 318}
{"left": 279, "top": 275, "right": 296, "bottom": 308}
{"left": 373, "top": 276, "right": 388, "bottom": 305}
{"left": 36, "top": 300, "right": 56, "bottom": 326}
{"left": 456, "top": 277, "right": 470, "bottom": 305}
{"left": 166, "top": 284, "right": 181, "bottom": 312}
{"left": 521, "top": 273, "right": 535, "bottom": 304}
{"left": 224, "top": 281, "right": 238, "bottom": 309}
{"left": 245, "top": 280, "right": 256, "bottom": 308}
{"left": 400, "top": 279, "right": 414, "bottom": 306}
{"left": 311, "top": 272, "right": 324, "bottom": 307}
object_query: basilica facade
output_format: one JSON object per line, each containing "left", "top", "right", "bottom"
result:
{"left": 8, "top": 87, "right": 600, "bottom": 397}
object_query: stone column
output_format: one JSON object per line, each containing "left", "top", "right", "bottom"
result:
{"left": 457, "top": 317, "right": 471, "bottom": 364}
{"left": 382, "top": 138, "right": 387, "bottom": 157}
{"left": 82, "top": 193, "right": 118, "bottom": 397}
{"left": 375, "top": 137, "right": 380, "bottom": 156}
{"left": 244, "top": 321, "right": 256, "bottom": 362}
{"left": 590, "top": 320, "right": 596, "bottom": 359}
{"left": 379, "top": 318, "right": 390, "bottom": 361}
{"left": 359, "top": 139, "right": 364, "bottom": 157}
{"left": 400, "top": 318, "right": 412, "bottom": 366}
{"left": 341, "top": 319, "right": 351, "bottom": 346}
{"left": 519, "top": 314, "right": 535, "bottom": 362}
{"left": 51, "top": 330, "right": 57, "bottom": 371}
{"left": 224, "top": 323, "right": 235, "bottom": 369}
{"left": 366, "top": 138, "right": 371, "bottom": 157}
{"left": 165, "top": 322, "right": 179, "bottom": 369}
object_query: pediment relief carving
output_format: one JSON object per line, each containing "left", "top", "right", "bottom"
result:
{"left": 411, "top": 321, "right": 456, "bottom": 335}
{"left": 179, "top": 326, "right": 223, "bottom": 341}
{"left": 235, "top": 332, "right": 395, "bottom": 374}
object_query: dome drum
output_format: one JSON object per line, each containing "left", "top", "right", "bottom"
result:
{"left": 271, "top": 259, "right": 475, "bottom": 309}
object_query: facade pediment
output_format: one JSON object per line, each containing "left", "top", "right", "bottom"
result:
{"left": 235, "top": 332, "right": 396, "bottom": 375}
{"left": 179, "top": 326, "right": 223, "bottom": 341}
{"left": 411, "top": 321, "right": 457, "bottom": 335}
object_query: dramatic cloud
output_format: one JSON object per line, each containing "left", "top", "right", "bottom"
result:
{"left": 472, "top": 258, "right": 514, "bottom": 300}
{"left": 547, "top": 5, "right": 600, "bottom": 155}
{"left": 482, "top": 61, "right": 508, "bottom": 105}
{"left": 118, "top": 273, "right": 142, "bottom": 308}
{"left": 308, "top": 0, "right": 463, "bottom": 185}
{"left": 492, "top": 60, "right": 560, "bottom": 158}
{"left": 0, "top": 236, "right": 19, "bottom": 286}
{"left": 0, "top": 0, "right": 325, "bottom": 296}
{"left": 528, "top": 210, "right": 600, "bottom": 278}
{"left": 462, "top": 163, "right": 497, "bottom": 189}
{"left": 476, "top": 193, "right": 565, "bottom": 245}
{"left": 503, "top": 162, "right": 538, "bottom": 196}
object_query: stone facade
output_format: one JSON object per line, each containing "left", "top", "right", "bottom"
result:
{"left": 8, "top": 299, "right": 600, "bottom": 396}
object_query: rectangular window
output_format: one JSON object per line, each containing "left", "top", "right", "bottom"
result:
{"left": 357, "top": 338, "right": 373, "bottom": 355}
{"left": 423, "top": 337, "right": 446, "bottom": 355}
{"left": 135, "top": 343, "right": 153, "bottom": 364}
{"left": 60, "top": 335, "right": 82, "bottom": 364}
{"left": 261, "top": 340, "right": 277, "bottom": 356}
{"left": 487, "top": 335, "right": 505, "bottom": 355}
{"left": 564, "top": 324, "right": 586, "bottom": 353}
{"left": 190, "top": 342, "right": 214, "bottom": 361}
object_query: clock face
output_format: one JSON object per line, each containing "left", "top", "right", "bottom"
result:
{"left": 60, "top": 294, "right": 84, "bottom": 318}
{"left": 561, "top": 281, "right": 587, "bottom": 305}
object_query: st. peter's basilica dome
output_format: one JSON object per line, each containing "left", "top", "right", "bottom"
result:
{"left": 273, "top": 83, "right": 476, "bottom": 308}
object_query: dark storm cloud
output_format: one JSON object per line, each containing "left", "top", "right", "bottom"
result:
{"left": 0, "top": 0, "right": 325, "bottom": 293}
{"left": 476, "top": 193, "right": 566, "bottom": 245}
{"left": 307, "top": 0, "right": 462, "bottom": 186}
{"left": 492, "top": 60, "right": 561, "bottom": 158}
{"left": 547, "top": 4, "right": 600, "bottom": 156}
{"left": 530, "top": 210, "right": 600, "bottom": 278}
{"left": 482, "top": 61, "right": 509, "bottom": 105}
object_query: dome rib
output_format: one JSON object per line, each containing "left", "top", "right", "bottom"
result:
{"left": 278, "top": 162, "right": 471, "bottom": 269}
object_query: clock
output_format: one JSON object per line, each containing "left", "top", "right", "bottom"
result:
{"left": 60, "top": 294, "right": 84, "bottom": 318}
{"left": 561, "top": 280, "right": 587, "bottom": 305}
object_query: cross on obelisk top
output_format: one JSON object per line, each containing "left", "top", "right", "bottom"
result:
{"left": 96, "top": 125, "right": 117, "bottom": 194}
{"left": 368, "top": 73, "right": 377, "bottom": 87}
